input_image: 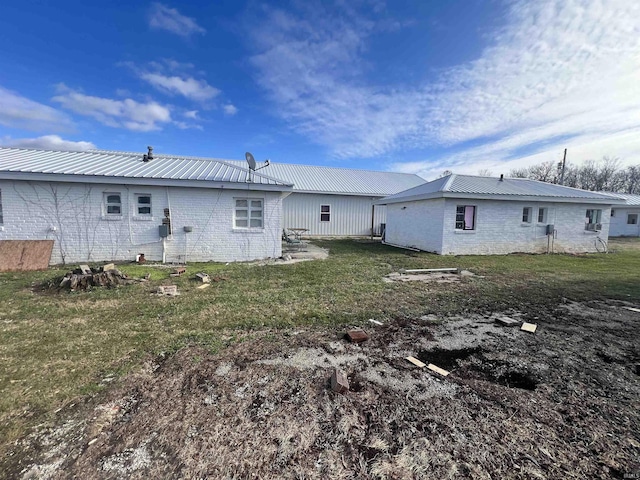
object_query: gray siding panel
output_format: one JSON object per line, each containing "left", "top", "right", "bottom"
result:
{"left": 283, "top": 193, "right": 386, "bottom": 236}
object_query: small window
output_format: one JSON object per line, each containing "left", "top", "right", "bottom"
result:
{"left": 104, "top": 193, "right": 122, "bottom": 215}
{"left": 0, "top": 188, "right": 3, "bottom": 224}
{"left": 136, "top": 194, "right": 152, "bottom": 216}
{"left": 455, "top": 205, "right": 476, "bottom": 230}
{"left": 585, "top": 209, "right": 602, "bottom": 231}
{"left": 235, "top": 198, "right": 263, "bottom": 228}
{"left": 538, "top": 207, "right": 547, "bottom": 223}
{"left": 522, "top": 207, "right": 532, "bottom": 223}
{"left": 611, "top": 209, "right": 615, "bottom": 217}
{"left": 628, "top": 214, "right": 638, "bottom": 225}
{"left": 320, "top": 205, "right": 331, "bottom": 222}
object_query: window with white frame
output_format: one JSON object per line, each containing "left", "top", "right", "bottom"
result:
{"left": 455, "top": 205, "right": 476, "bottom": 230}
{"left": 104, "top": 193, "right": 122, "bottom": 216}
{"left": 0, "top": 188, "right": 3, "bottom": 224}
{"left": 538, "top": 207, "right": 547, "bottom": 223}
{"left": 136, "top": 194, "right": 152, "bottom": 216}
{"left": 235, "top": 198, "right": 263, "bottom": 228}
{"left": 320, "top": 205, "right": 331, "bottom": 222}
{"left": 585, "top": 209, "right": 602, "bottom": 231}
{"left": 628, "top": 214, "right": 638, "bottom": 225}
{"left": 522, "top": 207, "right": 533, "bottom": 223}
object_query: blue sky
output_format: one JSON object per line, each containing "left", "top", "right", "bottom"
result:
{"left": 1, "top": 0, "right": 638, "bottom": 179}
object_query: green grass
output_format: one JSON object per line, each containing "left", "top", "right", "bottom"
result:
{"left": 1, "top": 238, "right": 639, "bottom": 453}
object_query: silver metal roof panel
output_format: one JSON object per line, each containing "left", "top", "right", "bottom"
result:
{"left": 0, "top": 147, "right": 292, "bottom": 189}
{"left": 377, "top": 174, "right": 624, "bottom": 204}
{"left": 92, "top": 149, "right": 426, "bottom": 196}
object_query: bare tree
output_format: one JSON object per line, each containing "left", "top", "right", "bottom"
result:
{"left": 528, "top": 161, "right": 559, "bottom": 183}
{"left": 508, "top": 167, "right": 529, "bottom": 178}
{"left": 624, "top": 166, "right": 640, "bottom": 194}
{"left": 477, "top": 168, "right": 493, "bottom": 177}
{"left": 509, "top": 155, "right": 639, "bottom": 193}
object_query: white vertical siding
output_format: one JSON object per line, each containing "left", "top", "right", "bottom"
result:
{"left": 282, "top": 193, "right": 386, "bottom": 236}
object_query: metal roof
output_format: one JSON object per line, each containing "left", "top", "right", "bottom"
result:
{"left": 92, "top": 149, "right": 425, "bottom": 196}
{"left": 0, "top": 147, "right": 292, "bottom": 190}
{"left": 606, "top": 192, "right": 640, "bottom": 206}
{"left": 376, "top": 174, "right": 625, "bottom": 205}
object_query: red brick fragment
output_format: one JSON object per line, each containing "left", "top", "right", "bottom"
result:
{"left": 346, "top": 329, "right": 369, "bottom": 343}
{"left": 331, "top": 369, "right": 349, "bottom": 393}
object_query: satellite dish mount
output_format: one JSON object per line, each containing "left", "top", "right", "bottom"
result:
{"left": 245, "top": 152, "right": 270, "bottom": 181}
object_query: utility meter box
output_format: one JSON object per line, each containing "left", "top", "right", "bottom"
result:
{"left": 546, "top": 224, "right": 555, "bottom": 235}
{"left": 159, "top": 225, "right": 170, "bottom": 238}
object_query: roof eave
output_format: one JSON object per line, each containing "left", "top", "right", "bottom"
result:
{"left": 0, "top": 172, "right": 293, "bottom": 192}
{"left": 375, "top": 191, "right": 624, "bottom": 205}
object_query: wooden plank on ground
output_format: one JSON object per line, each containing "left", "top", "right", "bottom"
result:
{"left": 521, "top": 322, "right": 537, "bottom": 333}
{"left": 0, "top": 240, "right": 54, "bottom": 272}
{"left": 197, "top": 284, "right": 210, "bottom": 290}
{"left": 623, "top": 307, "right": 640, "bottom": 313}
{"left": 495, "top": 316, "right": 520, "bottom": 327}
{"left": 403, "top": 268, "right": 459, "bottom": 274}
{"left": 427, "top": 364, "right": 450, "bottom": 376}
{"left": 406, "top": 356, "right": 426, "bottom": 368}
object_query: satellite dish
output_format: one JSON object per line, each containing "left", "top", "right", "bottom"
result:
{"left": 245, "top": 152, "right": 257, "bottom": 171}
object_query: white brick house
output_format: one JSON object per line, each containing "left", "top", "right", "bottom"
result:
{"left": 0, "top": 148, "right": 292, "bottom": 265}
{"left": 608, "top": 193, "right": 640, "bottom": 237}
{"left": 375, "top": 174, "right": 624, "bottom": 255}
{"left": 95, "top": 150, "right": 426, "bottom": 237}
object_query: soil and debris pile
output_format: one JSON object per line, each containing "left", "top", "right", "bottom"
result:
{"left": 9, "top": 301, "right": 640, "bottom": 479}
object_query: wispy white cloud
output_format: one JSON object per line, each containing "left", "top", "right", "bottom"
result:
{"left": 248, "top": 0, "right": 640, "bottom": 172}
{"left": 223, "top": 104, "right": 238, "bottom": 116}
{"left": 183, "top": 110, "right": 199, "bottom": 119}
{"left": 0, "top": 86, "right": 73, "bottom": 132}
{"left": 148, "top": 3, "right": 205, "bottom": 37}
{"left": 139, "top": 72, "right": 220, "bottom": 102}
{"left": 52, "top": 84, "right": 172, "bottom": 132}
{"left": 1, "top": 134, "right": 96, "bottom": 151}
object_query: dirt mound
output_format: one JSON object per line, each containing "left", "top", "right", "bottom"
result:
{"left": 10, "top": 302, "right": 640, "bottom": 479}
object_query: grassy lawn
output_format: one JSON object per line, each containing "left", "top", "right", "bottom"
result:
{"left": 1, "top": 238, "right": 639, "bottom": 454}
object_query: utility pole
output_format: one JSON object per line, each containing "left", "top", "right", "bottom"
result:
{"left": 557, "top": 148, "right": 567, "bottom": 185}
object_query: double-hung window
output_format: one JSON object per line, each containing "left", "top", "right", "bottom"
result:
{"left": 585, "top": 209, "right": 602, "bottom": 231}
{"left": 136, "top": 194, "right": 152, "bottom": 216}
{"left": 320, "top": 205, "right": 331, "bottom": 222}
{"left": 538, "top": 208, "right": 547, "bottom": 223}
{"left": 522, "top": 207, "right": 532, "bottom": 223}
{"left": 455, "top": 205, "right": 476, "bottom": 230}
{"left": 104, "top": 193, "right": 122, "bottom": 216}
{"left": 235, "top": 198, "right": 263, "bottom": 228}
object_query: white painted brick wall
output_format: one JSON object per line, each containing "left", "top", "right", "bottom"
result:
{"left": 609, "top": 207, "right": 640, "bottom": 237}
{"left": 0, "top": 180, "right": 283, "bottom": 265}
{"left": 441, "top": 199, "right": 611, "bottom": 255}
{"left": 383, "top": 197, "right": 612, "bottom": 255}
{"left": 384, "top": 199, "right": 445, "bottom": 252}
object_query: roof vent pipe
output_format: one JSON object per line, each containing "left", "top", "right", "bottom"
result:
{"left": 142, "top": 146, "right": 154, "bottom": 162}
{"left": 499, "top": 174, "right": 504, "bottom": 181}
